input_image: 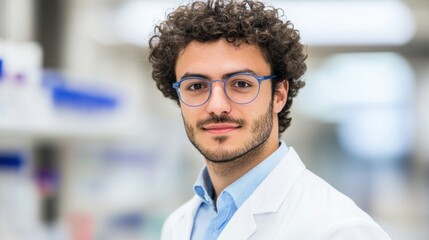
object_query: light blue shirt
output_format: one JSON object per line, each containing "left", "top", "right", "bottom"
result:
{"left": 191, "top": 141, "right": 288, "bottom": 240}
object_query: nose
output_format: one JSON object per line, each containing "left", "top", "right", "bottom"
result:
{"left": 205, "top": 82, "right": 231, "bottom": 115}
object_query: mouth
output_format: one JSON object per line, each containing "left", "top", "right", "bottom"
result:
{"left": 202, "top": 124, "right": 241, "bottom": 134}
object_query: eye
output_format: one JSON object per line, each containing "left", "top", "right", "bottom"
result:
{"left": 228, "top": 75, "right": 257, "bottom": 89}
{"left": 182, "top": 79, "right": 209, "bottom": 91}
{"left": 188, "top": 83, "right": 206, "bottom": 90}
{"left": 233, "top": 80, "right": 252, "bottom": 88}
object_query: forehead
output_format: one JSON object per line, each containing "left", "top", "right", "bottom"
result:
{"left": 175, "top": 39, "right": 271, "bottom": 79}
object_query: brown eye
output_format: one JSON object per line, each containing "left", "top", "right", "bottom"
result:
{"left": 182, "top": 79, "right": 209, "bottom": 92}
{"left": 234, "top": 81, "right": 251, "bottom": 88}
{"left": 189, "top": 83, "right": 205, "bottom": 90}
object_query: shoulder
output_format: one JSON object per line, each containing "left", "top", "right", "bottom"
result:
{"left": 284, "top": 169, "right": 391, "bottom": 239}
{"left": 289, "top": 169, "right": 372, "bottom": 222}
{"left": 247, "top": 147, "right": 391, "bottom": 239}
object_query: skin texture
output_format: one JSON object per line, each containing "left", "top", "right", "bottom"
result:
{"left": 175, "top": 39, "right": 288, "bottom": 198}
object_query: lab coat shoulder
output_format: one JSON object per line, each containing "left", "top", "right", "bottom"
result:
{"left": 285, "top": 170, "right": 392, "bottom": 239}
{"left": 220, "top": 147, "right": 391, "bottom": 239}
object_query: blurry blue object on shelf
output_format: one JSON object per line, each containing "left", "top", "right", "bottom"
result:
{"left": 52, "top": 86, "right": 118, "bottom": 111}
{"left": 0, "top": 152, "right": 24, "bottom": 171}
{"left": 42, "top": 69, "right": 119, "bottom": 111}
{"left": 100, "top": 212, "right": 145, "bottom": 240}
{"left": 110, "top": 212, "right": 145, "bottom": 230}
{"left": 0, "top": 58, "right": 4, "bottom": 80}
{"left": 102, "top": 148, "right": 157, "bottom": 167}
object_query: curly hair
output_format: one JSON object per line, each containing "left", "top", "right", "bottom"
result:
{"left": 149, "top": 0, "right": 306, "bottom": 133}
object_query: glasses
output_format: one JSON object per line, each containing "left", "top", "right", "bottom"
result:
{"left": 173, "top": 72, "right": 276, "bottom": 107}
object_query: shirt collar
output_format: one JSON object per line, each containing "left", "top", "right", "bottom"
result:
{"left": 225, "top": 141, "right": 288, "bottom": 208}
{"left": 193, "top": 141, "right": 288, "bottom": 208}
{"left": 193, "top": 167, "right": 215, "bottom": 205}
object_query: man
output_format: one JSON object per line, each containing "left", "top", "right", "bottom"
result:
{"left": 149, "top": 0, "right": 391, "bottom": 239}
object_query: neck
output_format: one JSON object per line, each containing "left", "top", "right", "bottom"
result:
{"left": 206, "top": 136, "right": 279, "bottom": 200}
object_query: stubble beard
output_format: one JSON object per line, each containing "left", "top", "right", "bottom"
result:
{"left": 183, "top": 102, "right": 274, "bottom": 167}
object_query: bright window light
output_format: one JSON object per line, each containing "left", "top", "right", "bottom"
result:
{"left": 298, "top": 52, "right": 415, "bottom": 122}
{"left": 269, "top": 0, "right": 415, "bottom": 46}
{"left": 111, "top": 0, "right": 415, "bottom": 47}
{"left": 337, "top": 106, "right": 413, "bottom": 161}
{"left": 297, "top": 52, "right": 415, "bottom": 161}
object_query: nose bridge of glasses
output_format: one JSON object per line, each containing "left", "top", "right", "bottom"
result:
{"left": 208, "top": 79, "right": 227, "bottom": 96}
{"left": 209, "top": 79, "right": 227, "bottom": 92}
{"left": 210, "top": 79, "right": 227, "bottom": 85}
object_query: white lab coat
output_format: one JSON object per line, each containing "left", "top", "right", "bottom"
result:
{"left": 161, "top": 147, "right": 391, "bottom": 240}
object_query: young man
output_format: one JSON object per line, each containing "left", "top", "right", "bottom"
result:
{"left": 149, "top": 0, "right": 391, "bottom": 239}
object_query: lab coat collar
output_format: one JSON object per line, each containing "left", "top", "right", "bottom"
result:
{"left": 171, "top": 196, "right": 202, "bottom": 239}
{"left": 251, "top": 147, "right": 305, "bottom": 213}
{"left": 218, "top": 147, "right": 306, "bottom": 239}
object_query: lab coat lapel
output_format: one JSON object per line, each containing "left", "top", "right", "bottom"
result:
{"left": 171, "top": 196, "right": 201, "bottom": 240}
{"left": 217, "top": 201, "right": 256, "bottom": 239}
{"left": 218, "top": 147, "right": 305, "bottom": 239}
{"left": 252, "top": 147, "right": 305, "bottom": 214}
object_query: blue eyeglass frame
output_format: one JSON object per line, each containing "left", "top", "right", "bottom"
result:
{"left": 172, "top": 72, "right": 277, "bottom": 107}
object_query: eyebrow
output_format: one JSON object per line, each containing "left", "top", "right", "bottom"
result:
{"left": 179, "top": 68, "right": 258, "bottom": 80}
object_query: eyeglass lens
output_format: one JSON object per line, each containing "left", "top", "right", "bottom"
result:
{"left": 178, "top": 74, "right": 261, "bottom": 106}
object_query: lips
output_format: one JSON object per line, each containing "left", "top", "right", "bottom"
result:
{"left": 202, "top": 124, "right": 241, "bottom": 134}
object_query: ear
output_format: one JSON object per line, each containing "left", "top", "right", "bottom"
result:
{"left": 273, "top": 80, "right": 288, "bottom": 114}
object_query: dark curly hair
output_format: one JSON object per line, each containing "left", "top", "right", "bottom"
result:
{"left": 149, "top": 0, "right": 306, "bottom": 133}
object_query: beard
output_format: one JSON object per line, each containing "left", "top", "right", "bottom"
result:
{"left": 183, "top": 102, "right": 273, "bottom": 164}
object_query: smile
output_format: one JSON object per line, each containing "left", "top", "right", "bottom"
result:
{"left": 202, "top": 124, "right": 241, "bottom": 134}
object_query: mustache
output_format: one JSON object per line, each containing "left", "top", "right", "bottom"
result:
{"left": 196, "top": 114, "right": 245, "bottom": 129}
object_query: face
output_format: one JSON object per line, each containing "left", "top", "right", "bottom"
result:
{"left": 175, "top": 39, "right": 286, "bottom": 163}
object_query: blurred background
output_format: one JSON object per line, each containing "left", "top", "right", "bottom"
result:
{"left": 0, "top": 0, "right": 428, "bottom": 239}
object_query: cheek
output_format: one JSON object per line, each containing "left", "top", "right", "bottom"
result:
{"left": 181, "top": 107, "right": 200, "bottom": 124}
{"left": 252, "top": 89, "right": 274, "bottom": 112}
